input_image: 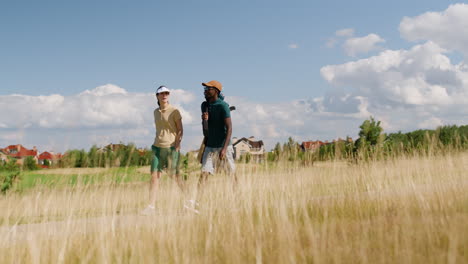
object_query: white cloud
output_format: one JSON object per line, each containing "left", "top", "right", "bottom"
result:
{"left": 2, "top": 5, "right": 468, "bottom": 154}
{"left": 0, "top": 85, "right": 200, "bottom": 152}
{"left": 343, "top": 33, "right": 385, "bottom": 57}
{"left": 326, "top": 28, "right": 355, "bottom": 48}
{"left": 0, "top": 85, "right": 196, "bottom": 130}
{"left": 321, "top": 41, "right": 468, "bottom": 106}
{"left": 335, "top": 28, "right": 355, "bottom": 37}
{"left": 320, "top": 6, "right": 468, "bottom": 136}
{"left": 400, "top": 3, "right": 468, "bottom": 56}
{"left": 288, "top": 43, "right": 299, "bottom": 49}
{"left": 1, "top": 81, "right": 465, "bottom": 154}
{"left": 418, "top": 117, "right": 443, "bottom": 129}
{"left": 321, "top": 5, "right": 468, "bottom": 133}
{"left": 0, "top": 85, "right": 369, "bottom": 152}
{"left": 80, "top": 84, "right": 127, "bottom": 96}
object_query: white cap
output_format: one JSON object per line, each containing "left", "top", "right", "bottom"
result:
{"left": 156, "top": 86, "right": 170, "bottom": 94}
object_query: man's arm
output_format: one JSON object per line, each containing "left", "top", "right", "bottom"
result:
{"left": 220, "top": 117, "right": 232, "bottom": 159}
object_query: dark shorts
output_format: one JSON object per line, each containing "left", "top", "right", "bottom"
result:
{"left": 151, "top": 145, "right": 180, "bottom": 174}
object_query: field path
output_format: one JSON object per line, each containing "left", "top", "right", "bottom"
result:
{"left": 0, "top": 212, "right": 193, "bottom": 247}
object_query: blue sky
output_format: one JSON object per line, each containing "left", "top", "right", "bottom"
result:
{"left": 1, "top": 0, "right": 462, "bottom": 100}
{"left": 1, "top": 0, "right": 467, "bottom": 152}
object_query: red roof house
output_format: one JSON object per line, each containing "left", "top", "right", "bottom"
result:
{"left": 3, "top": 144, "right": 38, "bottom": 165}
{"left": 301, "top": 141, "right": 328, "bottom": 152}
{"left": 38, "top": 151, "right": 62, "bottom": 167}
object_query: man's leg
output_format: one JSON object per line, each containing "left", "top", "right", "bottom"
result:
{"left": 186, "top": 147, "right": 214, "bottom": 212}
{"left": 223, "top": 145, "right": 237, "bottom": 187}
{"left": 198, "top": 147, "right": 216, "bottom": 191}
{"left": 197, "top": 171, "right": 209, "bottom": 193}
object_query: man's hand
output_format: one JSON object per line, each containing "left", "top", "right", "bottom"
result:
{"left": 219, "top": 147, "right": 227, "bottom": 160}
{"left": 202, "top": 112, "right": 209, "bottom": 121}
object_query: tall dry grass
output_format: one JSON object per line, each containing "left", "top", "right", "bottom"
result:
{"left": 0, "top": 153, "right": 467, "bottom": 263}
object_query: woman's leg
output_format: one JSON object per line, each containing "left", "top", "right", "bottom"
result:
{"left": 149, "top": 171, "right": 161, "bottom": 206}
{"left": 170, "top": 147, "right": 185, "bottom": 193}
{"left": 148, "top": 146, "right": 162, "bottom": 207}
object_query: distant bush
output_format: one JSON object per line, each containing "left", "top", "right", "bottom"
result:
{"left": 23, "top": 156, "right": 39, "bottom": 171}
{"left": 58, "top": 143, "right": 153, "bottom": 168}
{"left": 0, "top": 160, "right": 20, "bottom": 193}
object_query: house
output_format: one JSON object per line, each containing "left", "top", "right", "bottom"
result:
{"left": 300, "top": 140, "right": 328, "bottom": 152}
{"left": 137, "top": 148, "right": 148, "bottom": 157}
{"left": 98, "top": 143, "right": 126, "bottom": 153}
{"left": 232, "top": 136, "right": 265, "bottom": 161}
{"left": 331, "top": 137, "right": 353, "bottom": 144}
{"left": 301, "top": 138, "right": 352, "bottom": 152}
{"left": 2, "top": 144, "right": 38, "bottom": 165}
{"left": 37, "top": 151, "right": 62, "bottom": 167}
{"left": 0, "top": 149, "right": 9, "bottom": 163}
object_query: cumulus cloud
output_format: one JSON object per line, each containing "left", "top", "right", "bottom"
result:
{"left": 320, "top": 4, "right": 468, "bottom": 136}
{"left": 0, "top": 84, "right": 369, "bottom": 152}
{"left": 418, "top": 117, "right": 443, "bottom": 129}
{"left": 288, "top": 43, "right": 299, "bottom": 49}
{"left": 335, "top": 28, "right": 355, "bottom": 37}
{"left": 322, "top": 41, "right": 468, "bottom": 106}
{"left": 326, "top": 28, "right": 355, "bottom": 48}
{"left": 343, "top": 33, "right": 385, "bottom": 57}
{"left": 0, "top": 85, "right": 201, "bottom": 152}
{"left": 0, "top": 84, "right": 196, "bottom": 130}
{"left": 2, "top": 82, "right": 464, "bottom": 153}
{"left": 400, "top": 3, "right": 468, "bottom": 56}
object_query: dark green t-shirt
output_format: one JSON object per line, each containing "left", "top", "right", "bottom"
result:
{"left": 201, "top": 98, "right": 231, "bottom": 148}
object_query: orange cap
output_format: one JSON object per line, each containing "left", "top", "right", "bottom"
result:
{"left": 202, "top": 80, "right": 222, "bottom": 92}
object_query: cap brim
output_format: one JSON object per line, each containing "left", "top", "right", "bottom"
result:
{"left": 156, "top": 87, "right": 170, "bottom": 93}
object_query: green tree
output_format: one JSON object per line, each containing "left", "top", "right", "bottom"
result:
{"left": 355, "top": 117, "right": 385, "bottom": 159}
{"left": 88, "top": 145, "right": 99, "bottom": 168}
{"left": 358, "top": 117, "right": 384, "bottom": 146}
{"left": 274, "top": 142, "right": 282, "bottom": 155}
{"left": 23, "top": 156, "right": 39, "bottom": 171}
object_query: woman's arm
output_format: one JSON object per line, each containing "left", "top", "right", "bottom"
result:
{"left": 174, "top": 118, "right": 183, "bottom": 151}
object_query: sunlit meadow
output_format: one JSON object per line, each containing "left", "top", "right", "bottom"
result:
{"left": 0, "top": 152, "right": 467, "bottom": 263}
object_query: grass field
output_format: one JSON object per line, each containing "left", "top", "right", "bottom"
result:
{"left": 0, "top": 153, "right": 467, "bottom": 263}
{"left": 15, "top": 167, "right": 149, "bottom": 192}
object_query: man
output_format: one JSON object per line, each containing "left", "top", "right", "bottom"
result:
{"left": 199, "top": 80, "right": 236, "bottom": 182}
{"left": 185, "top": 80, "right": 236, "bottom": 213}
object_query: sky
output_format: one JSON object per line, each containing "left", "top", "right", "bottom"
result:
{"left": 1, "top": 0, "right": 467, "bottom": 153}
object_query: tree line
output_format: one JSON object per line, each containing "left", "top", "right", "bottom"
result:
{"left": 2, "top": 118, "right": 467, "bottom": 170}
{"left": 57, "top": 144, "right": 153, "bottom": 168}
{"left": 259, "top": 117, "right": 468, "bottom": 164}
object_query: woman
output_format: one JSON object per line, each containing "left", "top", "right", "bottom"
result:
{"left": 141, "top": 85, "right": 184, "bottom": 215}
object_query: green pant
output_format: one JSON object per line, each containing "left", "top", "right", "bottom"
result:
{"left": 151, "top": 145, "right": 180, "bottom": 174}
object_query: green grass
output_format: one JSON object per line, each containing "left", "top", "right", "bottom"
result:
{"left": 15, "top": 167, "right": 150, "bottom": 191}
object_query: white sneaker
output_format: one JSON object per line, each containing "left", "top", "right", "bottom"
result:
{"left": 184, "top": 199, "right": 200, "bottom": 214}
{"left": 140, "top": 205, "right": 156, "bottom": 216}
